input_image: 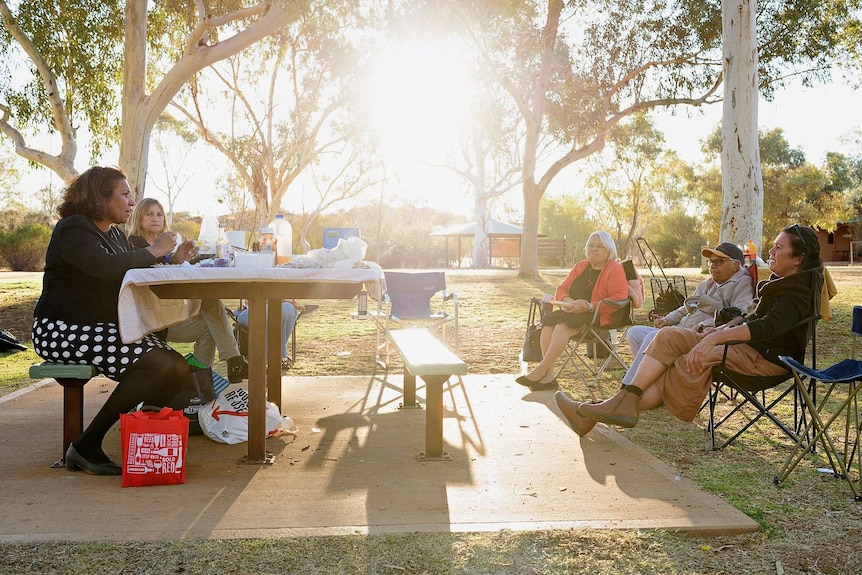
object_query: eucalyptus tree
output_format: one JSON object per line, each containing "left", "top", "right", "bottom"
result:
{"left": 583, "top": 112, "right": 667, "bottom": 258}
{"left": 699, "top": 126, "right": 853, "bottom": 249}
{"left": 0, "top": 0, "right": 310, "bottom": 197}
{"left": 171, "top": 1, "right": 370, "bottom": 237}
{"left": 0, "top": 0, "right": 123, "bottom": 182}
{"left": 459, "top": 0, "right": 861, "bottom": 277}
{"left": 443, "top": 89, "right": 525, "bottom": 268}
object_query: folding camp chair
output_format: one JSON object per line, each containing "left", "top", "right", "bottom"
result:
{"left": 554, "top": 297, "right": 635, "bottom": 386}
{"left": 551, "top": 259, "right": 639, "bottom": 386}
{"left": 773, "top": 305, "right": 862, "bottom": 500}
{"left": 706, "top": 271, "right": 822, "bottom": 450}
{"left": 372, "top": 271, "right": 459, "bottom": 366}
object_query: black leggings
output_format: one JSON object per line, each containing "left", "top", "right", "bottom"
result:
{"left": 76, "top": 348, "right": 189, "bottom": 455}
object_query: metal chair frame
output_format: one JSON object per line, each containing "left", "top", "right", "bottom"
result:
{"left": 773, "top": 306, "right": 862, "bottom": 500}
{"left": 553, "top": 297, "right": 634, "bottom": 387}
{"left": 706, "top": 271, "right": 822, "bottom": 450}
{"left": 370, "top": 271, "right": 459, "bottom": 367}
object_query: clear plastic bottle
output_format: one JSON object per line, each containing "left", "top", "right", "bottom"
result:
{"left": 215, "top": 227, "right": 231, "bottom": 264}
{"left": 258, "top": 227, "right": 276, "bottom": 266}
{"left": 269, "top": 214, "right": 293, "bottom": 265}
{"left": 746, "top": 239, "right": 758, "bottom": 266}
{"left": 742, "top": 242, "right": 752, "bottom": 268}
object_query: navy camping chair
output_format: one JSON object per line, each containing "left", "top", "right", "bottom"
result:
{"left": 774, "top": 305, "right": 862, "bottom": 500}
{"left": 372, "top": 271, "right": 459, "bottom": 366}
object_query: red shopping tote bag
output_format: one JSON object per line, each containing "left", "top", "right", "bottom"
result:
{"left": 120, "top": 406, "right": 189, "bottom": 487}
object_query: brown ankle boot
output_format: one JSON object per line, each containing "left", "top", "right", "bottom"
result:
{"left": 554, "top": 392, "right": 596, "bottom": 436}
{"left": 578, "top": 384, "right": 642, "bottom": 428}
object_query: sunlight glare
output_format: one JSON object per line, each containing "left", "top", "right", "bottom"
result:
{"left": 365, "top": 38, "right": 472, "bottom": 157}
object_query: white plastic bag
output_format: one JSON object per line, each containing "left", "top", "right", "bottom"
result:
{"left": 198, "top": 387, "right": 291, "bottom": 444}
{"left": 287, "top": 236, "right": 368, "bottom": 269}
{"left": 197, "top": 210, "right": 220, "bottom": 254}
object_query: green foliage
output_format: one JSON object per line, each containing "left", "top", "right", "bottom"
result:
{"left": 539, "top": 195, "right": 597, "bottom": 263}
{"left": 0, "top": 223, "right": 51, "bottom": 271}
{"left": 584, "top": 112, "right": 668, "bottom": 258}
{"left": 643, "top": 210, "right": 707, "bottom": 267}
{"left": 1, "top": 0, "right": 124, "bottom": 160}
{"left": 697, "top": 126, "right": 858, "bottom": 246}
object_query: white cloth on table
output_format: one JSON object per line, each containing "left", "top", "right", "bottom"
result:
{"left": 118, "top": 265, "right": 382, "bottom": 344}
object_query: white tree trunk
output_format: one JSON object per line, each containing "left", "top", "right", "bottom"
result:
{"left": 720, "top": 0, "right": 763, "bottom": 249}
{"left": 119, "top": 1, "right": 308, "bottom": 200}
{"left": 473, "top": 192, "right": 490, "bottom": 268}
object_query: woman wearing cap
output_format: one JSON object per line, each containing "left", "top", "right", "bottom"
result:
{"left": 517, "top": 230, "right": 628, "bottom": 391}
{"left": 556, "top": 225, "right": 823, "bottom": 435}
{"left": 621, "top": 242, "right": 755, "bottom": 387}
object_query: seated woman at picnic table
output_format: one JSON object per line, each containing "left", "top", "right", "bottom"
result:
{"left": 127, "top": 198, "right": 248, "bottom": 382}
{"left": 555, "top": 224, "right": 823, "bottom": 436}
{"left": 234, "top": 300, "right": 300, "bottom": 369}
{"left": 31, "top": 166, "right": 197, "bottom": 476}
{"left": 517, "top": 230, "right": 629, "bottom": 391}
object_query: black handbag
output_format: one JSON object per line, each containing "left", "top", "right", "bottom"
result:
{"left": 168, "top": 364, "right": 217, "bottom": 436}
{"left": 522, "top": 298, "right": 544, "bottom": 362}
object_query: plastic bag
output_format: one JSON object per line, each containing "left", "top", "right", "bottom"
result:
{"left": 288, "top": 236, "right": 369, "bottom": 269}
{"left": 197, "top": 210, "right": 220, "bottom": 254}
{"left": 198, "top": 387, "right": 293, "bottom": 444}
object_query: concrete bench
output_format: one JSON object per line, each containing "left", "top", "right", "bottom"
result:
{"left": 388, "top": 328, "right": 468, "bottom": 461}
{"left": 29, "top": 362, "right": 99, "bottom": 468}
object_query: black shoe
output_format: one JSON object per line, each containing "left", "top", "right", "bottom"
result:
{"left": 227, "top": 355, "right": 248, "bottom": 383}
{"left": 65, "top": 443, "right": 122, "bottom": 476}
{"left": 515, "top": 374, "right": 542, "bottom": 387}
{"left": 528, "top": 378, "right": 559, "bottom": 391}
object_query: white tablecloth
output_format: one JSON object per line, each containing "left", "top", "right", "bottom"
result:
{"left": 118, "top": 266, "right": 383, "bottom": 344}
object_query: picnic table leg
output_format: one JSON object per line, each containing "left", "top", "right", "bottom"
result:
{"left": 266, "top": 298, "right": 282, "bottom": 409}
{"left": 417, "top": 374, "right": 452, "bottom": 461}
{"left": 399, "top": 369, "right": 420, "bottom": 409}
{"left": 243, "top": 294, "right": 273, "bottom": 465}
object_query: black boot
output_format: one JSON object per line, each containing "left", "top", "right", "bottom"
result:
{"left": 227, "top": 355, "right": 248, "bottom": 383}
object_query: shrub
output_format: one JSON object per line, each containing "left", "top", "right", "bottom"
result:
{"left": 0, "top": 223, "right": 52, "bottom": 271}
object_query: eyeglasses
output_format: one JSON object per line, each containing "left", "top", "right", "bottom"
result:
{"left": 790, "top": 224, "right": 807, "bottom": 251}
{"left": 586, "top": 243, "right": 606, "bottom": 251}
{"left": 707, "top": 258, "right": 730, "bottom": 267}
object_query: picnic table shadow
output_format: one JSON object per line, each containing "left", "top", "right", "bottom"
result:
{"left": 305, "top": 373, "right": 479, "bottom": 533}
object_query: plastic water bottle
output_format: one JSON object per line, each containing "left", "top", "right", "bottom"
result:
{"left": 258, "top": 227, "right": 276, "bottom": 266}
{"left": 269, "top": 214, "right": 293, "bottom": 265}
{"left": 215, "top": 227, "right": 231, "bottom": 265}
{"left": 747, "top": 240, "right": 758, "bottom": 265}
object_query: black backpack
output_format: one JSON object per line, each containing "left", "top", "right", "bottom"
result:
{"left": 0, "top": 328, "right": 27, "bottom": 352}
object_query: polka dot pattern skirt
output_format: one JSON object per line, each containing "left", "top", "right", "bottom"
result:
{"left": 32, "top": 318, "right": 172, "bottom": 379}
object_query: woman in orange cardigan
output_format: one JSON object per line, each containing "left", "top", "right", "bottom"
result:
{"left": 517, "top": 231, "right": 628, "bottom": 391}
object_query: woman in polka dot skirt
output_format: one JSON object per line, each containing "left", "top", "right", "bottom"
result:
{"left": 32, "top": 166, "right": 198, "bottom": 476}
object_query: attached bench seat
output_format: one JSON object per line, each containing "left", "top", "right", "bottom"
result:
{"left": 29, "top": 362, "right": 99, "bottom": 467}
{"left": 388, "top": 328, "right": 467, "bottom": 461}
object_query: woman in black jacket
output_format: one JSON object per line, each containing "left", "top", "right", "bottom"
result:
{"left": 32, "top": 167, "right": 197, "bottom": 475}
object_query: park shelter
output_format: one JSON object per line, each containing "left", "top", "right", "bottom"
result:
{"left": 431, "top": 219, "right": 547, "bottom": 268}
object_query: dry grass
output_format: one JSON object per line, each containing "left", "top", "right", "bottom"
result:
{"left": 1, "top": 267, "right": 862, "bottom": 574}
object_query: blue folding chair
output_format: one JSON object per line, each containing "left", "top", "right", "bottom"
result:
{"left": 774, "top": 305, "right": 862, "bottom": 500}
{"left": 371, "top": 271, "right": 459, "bottom": 367}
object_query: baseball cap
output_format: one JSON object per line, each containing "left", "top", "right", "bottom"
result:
{"left": 701, "top": 242, "right": 744, "bottom": 264}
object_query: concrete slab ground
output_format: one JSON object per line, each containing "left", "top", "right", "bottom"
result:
{"left": 0, "top": 374, "right": 758, "bottom": 542}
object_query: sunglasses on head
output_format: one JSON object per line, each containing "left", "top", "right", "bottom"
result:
{"left": 789, "top": 224, "right": 807, "bottom": 251}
